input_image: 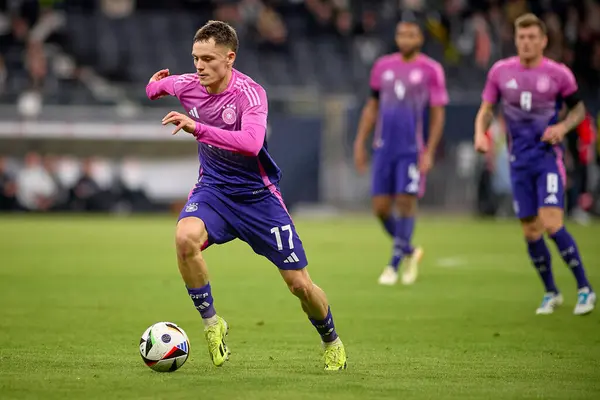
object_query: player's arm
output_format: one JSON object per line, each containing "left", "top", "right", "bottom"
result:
{"left": 161, "top": 91, "right": 268, "bottom": 156}
{"left": 474, "top": 102, "right": 495, "bottom": 153}
{"left": 475, "top": 65, "right": 500, "bottom": 153}
{"left": 146, "top": 69, "right": 179, "bottom": 100}
{"left": 542, "top": 65, "right": 586, "bottom": 145}
{"left": 421, "top": 63, "right": 449, "bottom": 173}
{"left": 353, "top": 95, "right": 379, "bottom": 172}
{"left": 353, "top": 60, "right": 381, "bottom": 174}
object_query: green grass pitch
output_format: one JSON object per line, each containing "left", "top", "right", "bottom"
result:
{"left": 1, "top": 214, "right": 599, "bottom": 399}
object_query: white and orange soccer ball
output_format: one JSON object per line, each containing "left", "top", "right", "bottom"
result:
{"left": 139, "top": 322, "right": 190, "bottom": 372}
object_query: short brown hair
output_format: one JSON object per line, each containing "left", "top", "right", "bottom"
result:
{"left": 514, "top": 13, "right": 547, "bottom": 35}
{"left": 194, "top": 20, "right": 238, "bottom": 52}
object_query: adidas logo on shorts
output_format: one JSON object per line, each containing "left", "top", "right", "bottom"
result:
{"left": 283, "top": 252, "right": 300, "bottom": 264}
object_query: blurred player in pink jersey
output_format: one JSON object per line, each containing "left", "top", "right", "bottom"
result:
{"left": 474, "top": 14, "right": 595, "bottom": 315}
{"left": 146, "top": 21, "right": 346, "bottom": 370}
{"left": 354, "top": 16, "right": 448, "bottom": 286}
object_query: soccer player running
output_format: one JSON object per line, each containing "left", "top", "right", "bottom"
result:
{"left": 474, "top": 14, "right": 595, "bottom": 315}
{"left": 146, "top": 21, "right": 347, "bottom": 370}
{"left": 353, "top": 17, "right": 448, "bottom": 286}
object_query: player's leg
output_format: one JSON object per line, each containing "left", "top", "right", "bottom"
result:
{"left": 392, "top": 194, "right": 423, "bottom": 285}
{"left": 381, "top": 158, "right": 422, "bottom": 285}
{"left": 371, "top": 156, "right": 395, "bottom": 237}
{"left": 372, "top": 195, "right": 395, "bottom": 237}
{"left": 537, "top": 169, "right": 595, "bottom": 315}
{"left": 512, "top": 170, "right": 562, "bottom": 314}
{"left": 176, "top": 193, "right": 236, "bottom": 366}
{"left": 279, "top": 268, "right": 346, "bottom": 370}
{"left": 236, "top": 191, "right": 346, "bottom": 370}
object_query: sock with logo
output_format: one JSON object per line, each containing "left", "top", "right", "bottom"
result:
{"left": 309, "top": 306, "right": 338, "bottom": 343}
{"left": 187, "top": 283, "right": 218, "bottom": 327}
{"left": 378, "top": 215, "right": 395, "bottom": 237}
{"left": 549, "top": 227, "right": 592, "bottom": 290}
{"left": 526, "top": 237, "right": 558, "bottom": 293}
{"left": 389, "top": 216, "right": 415, "bottom": 271}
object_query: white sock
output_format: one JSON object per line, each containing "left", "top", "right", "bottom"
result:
{"left": 323, "top": 337, "right": 342, "bottom": 347}
{"left": 202, "top": 315, "right": 218, "bottom": 328}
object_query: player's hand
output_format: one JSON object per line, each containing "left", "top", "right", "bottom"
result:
{"left": 162, "top": 111, "right": 196, "bottom": 135}
{"left": 353, "top": 143, "right": 369, "bottom": 174}
{"left": 541, "top": 124, "right": 567, "bottom": 145}
{"left": 419, "top": 151, "right": 433, "bottom": 174}
{"left": 474, "top": 133, "right": 489, "bottom": 153}
{"left": 149, "top": 69, "right": 170, "bottom": 83}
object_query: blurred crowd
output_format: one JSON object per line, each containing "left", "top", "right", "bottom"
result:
{"left": 0, "top": 152, "right": 152, "bottom": 213}
{"left": 1, "top": 0, "right": 599, "bottom": 97}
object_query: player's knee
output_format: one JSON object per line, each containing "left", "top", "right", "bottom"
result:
{"left": 541, "top": 218, "right": 562, "bottom": 235}
{"left": 288, "top": 277, "right": 313, "bottom": 301}
{"left": 396, "top": 195, "right": 417, "bottom": 216}
{"left": 372, "top": 196, "right": 393, "bottom": 219}
{"left": 539, "top": 209, "right": 564, "bottom": 235}
{"left": 175, "top": 219, "right": 208, "bottom": 259}
{"left": 520, "top": 217, "right": 543, "bottom": 241}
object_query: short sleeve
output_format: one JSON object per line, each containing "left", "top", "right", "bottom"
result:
{"left": 369, "top": 59, "right": 382, "bottom": 91}
{"left": 481, "top": 63, "right": 500, "bottom": 104}
{"left": 558, "top": 63, "right": 578, "bottom": 98}
{"left": 428, "top": 62, "right": 449, "bottom": 107}
{"left": 240, "top": 83, "right": 268, "bottom": 128}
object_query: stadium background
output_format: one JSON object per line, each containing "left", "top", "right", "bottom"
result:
{"left": 2, "top": 2, "right": 600, "bottom": 399}
{"left": 0, "top": 0, "right": 599, "bottom": 218}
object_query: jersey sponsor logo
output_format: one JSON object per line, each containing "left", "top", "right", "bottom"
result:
{"left": 189, "top": 107, "right": 199, "bottom": 119}
{"left": 221, "top": 104, "right": 237, "bottom": 125}
{"left": 185, "top": 202, "right": 198, "bottom": 212}
{"left": 382, "top": 69, "right": 394, "bottom": 81}
{"left": 505, "top": 78, "right": 518, "bottom": 89}
{"left": 409, "top": 69, "right": 423, "bottom": 84}
{"left": 283, "top": 252, "right": 300, "bottom": 264}
{"left": 544, "top": 194, "right": 558, "bottom": 205}
{"left": 536, "top": 75, "right": 550, "bottom": 93}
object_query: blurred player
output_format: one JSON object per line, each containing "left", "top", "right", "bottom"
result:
{"left": 146, "top": 21, "right": 346, "bottom": 370}
{"left": 353, "top": 17, "right": 448, "bottom": 285}
{"left": 474, "top": 14, "right": 595, "bottom": 315}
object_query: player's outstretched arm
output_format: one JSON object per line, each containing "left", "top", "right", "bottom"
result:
{"left": 146, "top": 69, "right": 179, "bottom": 100}
{"left": 353, "top": 96, "right": 379, "bottom": 174}
{"left": 474, "top": 102, "right": 494, "bottom": 153}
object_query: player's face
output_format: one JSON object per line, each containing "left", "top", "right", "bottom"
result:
{"left": 515, "top": 26, "right": 547, "bottom": 62}
{"left": 395, "top": 22, "right": 423, "bottom": 57}
{"left": 192, "top": 39, "right": 236, "bottom": 87}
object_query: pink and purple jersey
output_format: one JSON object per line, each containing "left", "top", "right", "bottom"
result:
{"left": 482, "top": 56, "right": 578, "bottom": 169}
{"left": 369, "top": 53, "right": 448, "bottom": 157}
{"left": 146, "top": 69, "right": 280, "bottom": 198}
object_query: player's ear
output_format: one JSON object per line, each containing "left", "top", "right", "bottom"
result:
{"left": 226, "top": 51, "right": 236, "bottom": 67}
{"left": 541, "top": 34, "right": 548, "bottom": 50}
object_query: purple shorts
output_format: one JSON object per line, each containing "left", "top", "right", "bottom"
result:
{"left": 371, "top": 154, "right": 425, "bottom": 197}
{"left": 511, "top": 157, "right": 566, "bottom": 219}
{"left": 178, "top": 186, "right": 307, "bottom": 270}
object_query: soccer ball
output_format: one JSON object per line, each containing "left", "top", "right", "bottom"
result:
{"left": 139, "top": 322, "right": 190, "bottom": 372}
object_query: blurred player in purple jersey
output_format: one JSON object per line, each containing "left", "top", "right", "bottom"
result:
{"left": 474, "top": 14, "right": 595, "bottom": 315}
{"left": 354, "top": 18, "right": 448, "bottom": 286}
{"left": 146, "top": 21, "right": 346, "bottom": 370}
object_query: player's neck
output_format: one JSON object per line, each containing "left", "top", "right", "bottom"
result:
{"left": 400, "top": 52, "right": 420, "bottom": 62}
{"left": 519, "top": 55, "right": 544, "bottom": 69}
{"left": 205, "top": 68, "right": 233, "bottom": 94}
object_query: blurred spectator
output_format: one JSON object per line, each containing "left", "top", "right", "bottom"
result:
{"left": 69, "top": 158, "right": 109, "bottom": 212}
{"left": 43, "top": 154, "right": 68, "bottom": 210}
{"left": 0, "top": 156, "right": 17, "bottom": 211}
{"left": 15, "top": 151, "right": 58, "bottom": 211}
